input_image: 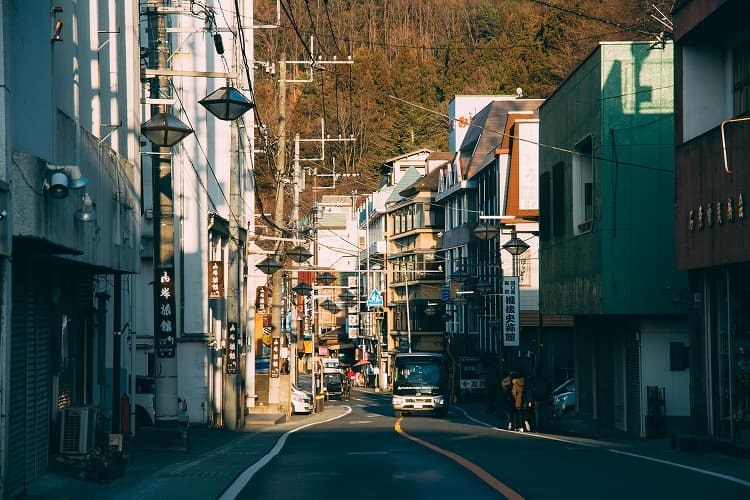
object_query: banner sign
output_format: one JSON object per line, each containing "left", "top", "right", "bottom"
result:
{"left": 256, "top": 286, "right": 271, "bottom": 315}
{"left": 155, "top": 268, "right": 176, "bottom": 358}
{"left": 502, "top": 276, "right": 520, "bottom": 347}
{"left": 208, "top": 260, "right": 224, "bottom": 299}
{"left": 226, "top": 321, "right": 238, "bottom": 374}
{"left": 270, "top": 337, "right": 281, "bottom": 378}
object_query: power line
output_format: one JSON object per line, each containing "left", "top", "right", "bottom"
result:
{"left": 524, "top": 0, "right": 659, "bottom": 37}
{"left": 388, "top": 94, "right": 673, "bottom": 174}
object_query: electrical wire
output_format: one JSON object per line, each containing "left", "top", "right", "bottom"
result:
{"left": 524, "top": 0, "right": 661, "bottom": 38}
{"left": 387, "top": 94, "right": 673, "bottom": 174}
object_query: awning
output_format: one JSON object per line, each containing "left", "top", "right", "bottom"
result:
{"left": 352, "top": 359, "right": 371, "bottom": 367}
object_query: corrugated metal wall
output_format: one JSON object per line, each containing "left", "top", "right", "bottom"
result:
{"left": 8, "top": 261, "right": 50, "bottom": 498}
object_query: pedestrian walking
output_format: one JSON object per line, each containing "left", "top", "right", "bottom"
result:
{"left": 501, "top": 372, "right": 514, "bottom": 429}
{"left": 529, "top": 369, "right": 551, "bottom": 432}
{"left": 485, "top": 359, "right": 501, "bottom": 414}
{"left": 511, "top": 370, "right": 529, "bottom": 432}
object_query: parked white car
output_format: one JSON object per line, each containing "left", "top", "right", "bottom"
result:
{"left": 135, "top": 376, "right": 156, "bottom": 426}
{"left": 291, "top": 384, "right": 313, "bottom": 414}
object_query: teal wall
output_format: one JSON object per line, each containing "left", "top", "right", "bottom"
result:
{"left": 540, "top": 42, "right": 687, "bottom": 315}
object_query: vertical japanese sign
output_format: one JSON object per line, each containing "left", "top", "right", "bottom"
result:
{"left": 502, "top": 276, "right": 520, "bottom": 347}
{"left": 155, "top": 268, "right": 176, "bottom": 358}
{"left": 208, "top": 260, "right": 224, "bottom": 299}
{"left": 226, "top": 321, "right": 238, "bottom": 374}
{"left": 270, "top": 337, "right": 281, "bottom": 378}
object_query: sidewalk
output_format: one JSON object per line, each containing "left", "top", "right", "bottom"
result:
{"left": 22, "top": 410, "right": 339, "bottom": 500}
{"left": 456, "top": 400, "right": 750, "bottom": 462}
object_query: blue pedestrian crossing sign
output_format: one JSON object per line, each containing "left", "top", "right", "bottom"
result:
{"left": 367, "top": 289, "right": 384, "bottom": 307}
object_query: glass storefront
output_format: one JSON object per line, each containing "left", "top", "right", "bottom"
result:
{"left": 710, "top": 264, "right": 750, "bottom": 440}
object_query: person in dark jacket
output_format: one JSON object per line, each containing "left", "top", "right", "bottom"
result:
{"left": 485, "top": 360, "right": 501, "bottom": 414}
{"left": 528, "top": 370, "right": 551, "bottom": 432}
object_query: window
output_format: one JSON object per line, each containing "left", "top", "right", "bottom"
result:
{"left": 540, "top": 171, "right": 551, "bottom": 241}
{"left": 572, "top": 136, "right": 593, "bottom": 234}
{"left": 734, "top": 40, "right": 750, "bottom": 117}
{"left": 552, "top": 162, "right": 565, "bottom": 237}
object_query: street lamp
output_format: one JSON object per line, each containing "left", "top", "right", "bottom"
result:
{"left": 287, "top": 245, "right": 313, "bottom": 264}
{"left": 292, "top": 282, "right": 313, "bottom": 296}
{"left": 502, "top": 228, "right": 530, "bottom": 276}
{"left": 472, "top": 222, "right": 501, "bottom": 240}
{"left": 199, "top": 85, "right": 255, "bottom": 121}
{"left": 338, "top": 289, "right": 356, "bottom": 306}
{"left": 317, "top": 272, "right": 336, "bottom": 286}
{"left": 140, "top": 112, "right": 194, "bottom": 147}
{"left": 256, "top": 256, "right": 283, "bottom": 275}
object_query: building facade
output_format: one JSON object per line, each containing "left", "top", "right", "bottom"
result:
{"left": 1, "top": 2, "right": 142, "bottom": 496}
{"left": 673, "top": 0, "right": 750, "bottom": 442}
{"left": 539, "top": 41, "right": 690, "bottom": 437}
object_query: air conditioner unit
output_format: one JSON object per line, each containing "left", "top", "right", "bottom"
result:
{"left": 59, "top": 406, "right": 97, "bottom": 455}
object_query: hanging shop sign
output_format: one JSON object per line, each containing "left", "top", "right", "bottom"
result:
{"left": 208, "top": 260, "right": 224, "bottom": 299}
{"left": 502, "top": 276, "right": 520, "bottom": 347}
{"left": 256, "top": 286, "right": 271, "bottom": 315}
{"left": 226, "top": 321, "right": 238, "bottom": 374}
{"left": 155, "top": 268, "right": 177, "bottom": 358}
{"left": 270, "top": 337, "right": 281, "bottom": 378}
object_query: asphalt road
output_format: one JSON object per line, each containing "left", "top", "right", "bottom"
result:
{"left": 227, "top": 389, "right": 750, "bottom": 500}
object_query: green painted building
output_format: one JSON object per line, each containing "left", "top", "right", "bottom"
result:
{"left": 538, "top": 42, "right": 690, "bottom": 437}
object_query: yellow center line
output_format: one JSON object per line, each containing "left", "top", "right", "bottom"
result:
{"left": 394, "top": 418, "right": 525, "bottom": 500}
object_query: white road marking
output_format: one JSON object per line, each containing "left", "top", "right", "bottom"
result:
{"left": 458, "top": 406, "right": 750, "bottom": 487}
{"left": 456, "top": 407, "right": 597, "bottom": 447}
{"left": 348, "top": 420, "right": 372, "bottom": 424}
{"left": 219, "top": 407, "right": 352, "bottom": 500}
{"left": 608, "top": 448, "right": 750, "bottom": 487}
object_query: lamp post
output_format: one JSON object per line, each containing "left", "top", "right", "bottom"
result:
{"left": 502, "top": 228, "right": 530, "bottom": 277}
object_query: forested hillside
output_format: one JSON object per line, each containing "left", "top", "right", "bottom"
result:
{"left": 250, "top": 0, "right": 672, "bottom": 217}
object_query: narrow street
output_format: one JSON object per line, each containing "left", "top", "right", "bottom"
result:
{"left": 227, "top": 389, "right": 750, "bottom": 500}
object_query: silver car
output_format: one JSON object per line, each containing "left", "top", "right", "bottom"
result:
{"left": 550, "top": 379, "right": 576, "bottom": 417}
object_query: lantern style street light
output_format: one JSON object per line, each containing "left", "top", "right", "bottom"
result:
{"left": 256, "top": 256, "right": 283, "bottom": 275}
{"left": 502, "top": 228, "right": 530, "bottom": 277}
{"left": 292, "top": 282, "right": 313, "bottom": 296}
{"left": 472, "top": 222, "right": 501, "bottom": 240}
{"left": 199, "top": 86, "right": 255, "bottom": 121}
{"left": 287, "top": 245, "right": 313, "bottom": 264}
{"left": 502, "top": 229, "right": 530, "bottom": 256}
{"left": 317, "top": 272, "right": 336, "bottom": 286}
{"left": 338, "top": 289, "right": 356, "bottom": 306}
{"left": 141, "top": 112, "right": 194, "bottom": 147}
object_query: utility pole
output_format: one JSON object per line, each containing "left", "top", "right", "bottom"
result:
{"left": 268, "top": 56, "right": 286, "bottom": 407}
{"left": 267, "top": 53, "right": 353, "bottom": 409}
{"left": 147, "top": 0, "right": 179, "bottom": 428}
{"left": 223, "top": 99, "right": 243, "bottom": 430}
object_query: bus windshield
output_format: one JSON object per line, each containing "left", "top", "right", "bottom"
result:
{"left": 395, "top": 361, "right": 441, "bottom": 387}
